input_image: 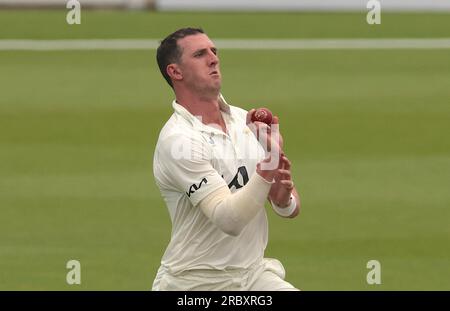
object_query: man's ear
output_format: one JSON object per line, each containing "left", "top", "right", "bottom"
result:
{"left": 167, "top": 64, "right": 183, "bottom": 82}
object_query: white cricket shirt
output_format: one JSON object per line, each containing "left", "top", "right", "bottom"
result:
{"left": 153, "top": 94, "right": 267, "bottom": 274}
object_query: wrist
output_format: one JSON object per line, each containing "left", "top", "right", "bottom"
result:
{"left": 271, "top": 196, "right": 290, "bottom": 208}
{"left": 271, "top": 194, "right": 296, "bottom": 217}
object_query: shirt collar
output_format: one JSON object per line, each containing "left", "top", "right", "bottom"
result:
{"left": 172, "top": 93, "right": 233, "bottom": 134}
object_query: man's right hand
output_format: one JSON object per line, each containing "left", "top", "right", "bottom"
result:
{"left": 246, "top": 109, "right": 284, "bottom": 151}
{"left": 246, "top": 109, "right": 283, "bottom": 182}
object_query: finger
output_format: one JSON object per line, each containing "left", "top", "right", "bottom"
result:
{"left": 280, "top": 180, "right": 294, "bottom": 190}
{"left": 272, "top": 115, "right": 279, "bottom": 125}
{"left": 266, "top": 123, "right": 278, "bottom": 153}
{"left": 253, "top": 121, "right": 269, "bottom": 138}
{"left": 253, "top": 121, "right": 271, "bottom": 151}
{"left": 274, "top": 170, "right": 282, "bottom": 182}
{"left": 248, "top": 121, "right": 268, "bottom": 138}
{"left": 278, "top": 155, "right": 286, "bottom": 170}
{"left": 269, "top": 120, "right": 283, "bottom": 151}
{"left": 278, "top": 157, "right": 284, "bottom": 169}
{"left": 253, "top": 121, "right": 269, "bottom": 130}
{"left": 246, "top": 109, "right": 256, "bottom": 124}
{"left": 254, "top": 122, "right": 281, "bottom": 157}
{"left": 281, "top": 155, "right": 291, "bottom": 170}
{"left": 277, "top": 169, "right": 291, "bottom": 180}
{"left": 270, "top": 122, "right": 279, "bottom": 134}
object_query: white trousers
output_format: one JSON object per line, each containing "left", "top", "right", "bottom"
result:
{"left": 152, "top": 258, "right": 299, "bottom": 291}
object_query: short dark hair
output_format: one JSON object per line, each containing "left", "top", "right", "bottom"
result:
{"left": 156, "top": 27, "right": 205, "bottom": 88}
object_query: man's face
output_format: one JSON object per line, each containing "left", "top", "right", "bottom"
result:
{"left": 176, "top": 34, "right": 221, "bottom": 95}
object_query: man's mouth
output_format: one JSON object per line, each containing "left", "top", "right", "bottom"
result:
{"left": 210, "top": 70, "right": 219, "bottom": 75}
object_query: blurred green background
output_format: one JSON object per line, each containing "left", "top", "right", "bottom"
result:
{"left": 0, "top": 11, "right": 449, "bottom": 290}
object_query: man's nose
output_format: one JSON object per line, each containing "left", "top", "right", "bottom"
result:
{"left": 208, "top": 51, "right": 219, "bottom": 66}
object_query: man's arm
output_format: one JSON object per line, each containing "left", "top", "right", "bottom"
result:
{"left": 198, "top": 163, "right": 274, "bottom": 237}
{"left": 198, "top": 122, "right": 283, "bottom": 236}
{"left": 269, "top": 154, "right": 301, "bottom": 218}
{"left": 246, "top": 109, "right": 300, "bottom": 218}
{"left": 198, "top": 155, "right": 299, "bottom": 237}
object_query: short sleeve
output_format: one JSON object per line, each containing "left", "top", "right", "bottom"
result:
{"left": 154, "top": 133, "right": 228, "bottom": 207}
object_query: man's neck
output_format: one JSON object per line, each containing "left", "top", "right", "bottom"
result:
{"left": 175, "top": 91, "right": 227, "bottom": 133}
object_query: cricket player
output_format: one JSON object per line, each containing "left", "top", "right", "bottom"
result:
{"left": 152, "top": 28, "right": 301, "bottom": 291}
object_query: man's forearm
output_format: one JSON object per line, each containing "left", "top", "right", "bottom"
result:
{"left": 198, "top": 172, "right": 273, "bottom": 236}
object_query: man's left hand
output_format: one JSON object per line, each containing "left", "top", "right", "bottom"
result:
{"left": 269, "top": 154, "right": 294, "bottom": 207}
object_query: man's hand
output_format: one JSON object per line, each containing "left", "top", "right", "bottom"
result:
{"left": 247, "top": 109, "right": 284, "bottom": 182}
{"left": 269, "top": 155, "right": 294, "bottom": 207}
{"left": 246, "top": 109, "right": 283, "bottom": 151}
{"left": 247, "top": 108, "right": 300, "bottom": 217}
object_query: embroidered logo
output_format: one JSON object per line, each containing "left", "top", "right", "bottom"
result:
{"left": 186, "top": 178, "right": 208, "bottom": 197}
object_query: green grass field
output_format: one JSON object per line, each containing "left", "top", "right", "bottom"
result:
{"left": 1, "top": 10, "right": 449, "bottom": 290}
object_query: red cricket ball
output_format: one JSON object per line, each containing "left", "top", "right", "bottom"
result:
{"left": 251, "top": 108, "right": 273, "bottom": 125}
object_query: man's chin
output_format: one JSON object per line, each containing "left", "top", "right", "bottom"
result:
{"left": 208, "top": 82, "right": 221, "bottom": 95}
{"left": 193, "top": 80, "right": 221, "bottom": 97}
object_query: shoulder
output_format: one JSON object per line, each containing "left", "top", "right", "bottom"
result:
{"left": 155, "top": 114, "right": 206, "bottom": 161}
{"left": 229, "top": 105, "right": 248, "bottom": 123}
{"left": 158, "top": 113, "right": 203, "bottom": 141}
